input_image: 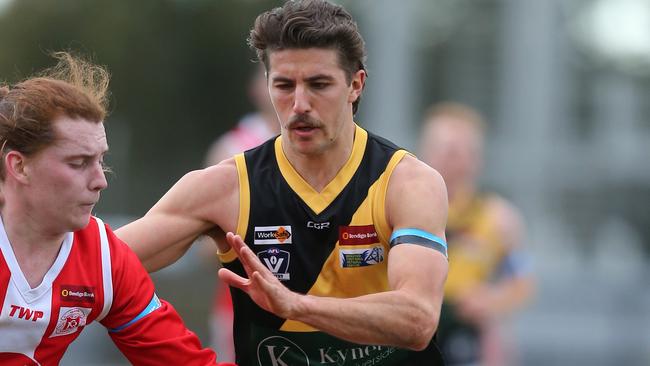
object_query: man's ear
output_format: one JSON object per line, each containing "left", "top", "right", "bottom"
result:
{"left": 348, "top": 69, "right": 366, "bottom": 104}
{"left": 5, "top": 151, "right": 29, "bottom": 184}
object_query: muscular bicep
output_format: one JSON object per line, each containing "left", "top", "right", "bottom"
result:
{"left": 385, "top": 156, "right": 449, "bottom": 302}
{"left": 116, "top": 161, "right": 239, "bottom": 270}
{"left": 386, "top": 155, "right": 448, "bottom": 242}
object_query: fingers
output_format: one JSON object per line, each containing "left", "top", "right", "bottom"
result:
{"left": 218, "top": 268, "right": 250, "bottom": 290}
{"left": 227, "top": 232, "right": 273, "bottom": 275}
{"left": 226, "top": 232, "right": 257, "bottom": 275}
{"left": 224, "top": 232, "right": 282, "bottom": 287}
{"left": 251, "top": 270, "right": 279, "bottom": 294}
{"left": 250, "top": 271, "right": 293, "bottom": 319}
{"left": 225, "top": 232, "right": 246, "bottom": 254}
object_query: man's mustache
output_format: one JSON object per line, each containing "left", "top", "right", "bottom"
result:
{"left": 287, "top": 114, "right": 322, "bottom": 129}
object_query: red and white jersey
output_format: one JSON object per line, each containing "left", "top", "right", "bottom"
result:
{"left": 0, "top": 216, "right": 218, "bottom": 366}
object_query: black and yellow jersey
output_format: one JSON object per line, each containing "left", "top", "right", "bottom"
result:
{"left": 219, "top": 125, "right": 444, "bottom": 366}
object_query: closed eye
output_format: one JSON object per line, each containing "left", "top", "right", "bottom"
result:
{"left": 310, "top": 82, "right": 329, "bottom": 90}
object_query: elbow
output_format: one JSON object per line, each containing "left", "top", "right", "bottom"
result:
{"left": 408, "top": 321, "right": 437, "bottom": 351}
{"left": 404, "top": 307, "right": 439, "bottom": 351}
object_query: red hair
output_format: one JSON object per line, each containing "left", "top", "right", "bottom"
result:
{"left": 0, "top": 52, "right": 109, "bottom": 178}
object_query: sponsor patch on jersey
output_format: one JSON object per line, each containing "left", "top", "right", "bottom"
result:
{"left": 60, "top": 285, "right": 95, "bottom": 304}
{"left": 339, "top": 225, "right": 379, "bottom": 245}
{"left": 257, "top": 336, "right": 308, "bottom": 366}
{"left": 258, "top": 247, "right": 290, "bottom": 280}
{"left": 254, "top": 225, "right": 292, "bottom": 245}
{"left": 339, "top": 246, "right": 385, "bottom": 268}
{"left": 50, "top": 307, "right": 92, "bottom": 337}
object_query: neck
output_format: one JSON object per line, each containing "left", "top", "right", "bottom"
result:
{"left": 1, "top": 201, "right": 66, "bottom": 288}
{"left": 283, "top": 122, "right": 356, "bottom": 193}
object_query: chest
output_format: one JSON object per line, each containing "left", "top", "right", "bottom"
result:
{"left": 0, "top": 234, "right": 104, "bottom": 362}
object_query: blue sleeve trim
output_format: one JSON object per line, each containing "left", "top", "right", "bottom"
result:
{"left": 108, "top": 293, "right": 162, "bottom": 333}
{"left": 390, "top": 228, "right": 447, "bottom": 249}
{"left": 389, "top": 228, "right": 447, "bottom": 257}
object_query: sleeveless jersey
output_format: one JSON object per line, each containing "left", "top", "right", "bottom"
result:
{"left": 220, "top": 125, "right": 444, "bottom": 366}
{"left": 0, "top": 216, "right": 217, "bottom": 366}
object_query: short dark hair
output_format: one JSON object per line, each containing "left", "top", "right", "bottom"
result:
{"left": 249, "top": 0, "right": 367, "bottom": 114}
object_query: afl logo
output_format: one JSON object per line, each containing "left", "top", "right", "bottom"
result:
{"left": 258, "top": 247, "right": 291, "bottom": 281}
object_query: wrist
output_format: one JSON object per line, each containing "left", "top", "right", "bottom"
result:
{"left": 288, "top": 293, "right": 312, "bottom": 321}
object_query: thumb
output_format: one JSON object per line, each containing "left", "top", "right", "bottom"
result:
{"left": 218, "top": 267, "right": 249, "bottom": 290}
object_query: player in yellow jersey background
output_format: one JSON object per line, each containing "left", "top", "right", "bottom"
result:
{"left": 419, "top": 102, "right": 535, "bottom": 366}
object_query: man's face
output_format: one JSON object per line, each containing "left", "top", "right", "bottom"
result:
{"left": 23, "top": 116, "right": 108, "bottom": 233}
{"left": 267, "top": 48, "right": 364, "bottom": 156}
{"left": 419, "top": 117, "right": 483, "bottom": 189}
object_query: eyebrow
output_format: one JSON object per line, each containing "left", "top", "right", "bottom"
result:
{"left": 65, "top": 149, "right": 109, "bottom": 159}
{"left": 271, "top": 74, "right": 336, "bottom": 83}
{"left": 305, "top": 74, "right": 335, "bottom": 82}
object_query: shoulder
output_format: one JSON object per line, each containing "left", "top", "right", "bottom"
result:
{"left": 175, "top": 158, "right": 239, "bottom": 198}
{"left": 390, "top": 154, "right": 446, "bottom": 194}
{"left": 386, "top": 154, "right": 448, "bottom": 231}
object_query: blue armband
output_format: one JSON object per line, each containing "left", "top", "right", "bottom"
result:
{"left": 108, "top": 293, "right": 162, "bottom": 333}
{"left": 390, "top": 228, "right": 447, "bottom": 258}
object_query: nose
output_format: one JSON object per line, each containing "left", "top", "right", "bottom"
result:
{"left": 292, "top": 85, "right": 311, "bottom": 114}
{"left": 90, "top": 162, "right": 108, "bottom": 192}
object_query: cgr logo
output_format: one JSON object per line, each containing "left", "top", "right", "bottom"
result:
{"left": 257, "top": 336, "right": 309, "bottom": 366}
{"left": 307, "top": 221, "right": 330, "bottom": 230}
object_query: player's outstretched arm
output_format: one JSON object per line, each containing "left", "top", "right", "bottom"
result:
{"left": 116, "top": 160, "right": 239, "bottom": 272}
{"left": 454, "top": 196, "right": 535, "bottom": 323}
{"left": 219, "top": 156, "right": 449, "bottom": 351}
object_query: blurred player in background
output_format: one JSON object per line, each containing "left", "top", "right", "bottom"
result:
{"left": 419, "top": 102, "right": 535, "bottom": 366}
{"left": 204, "top": 65, "right": 278, "bottom": 167}
{"left": 0, "top": 52, "right": 227, "bottom": 365}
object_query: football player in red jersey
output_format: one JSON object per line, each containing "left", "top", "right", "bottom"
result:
{"left": 0, "top": 52, "right": 233, "bottom": 366}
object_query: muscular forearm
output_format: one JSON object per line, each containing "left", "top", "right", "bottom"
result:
{"left": 291, "top": 290, "right": 439, "bottom": 351}
{"left": 139, "top": 240, "right": 194, "bottom": 272}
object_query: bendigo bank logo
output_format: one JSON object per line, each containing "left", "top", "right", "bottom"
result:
{"left": 338, "top": 225, "right": 379, "bottom": 245}
{"left": 60, "top": 285, "right": 95, "bottom": 304}
{"left": 254, "top": 225, "right": 292, "bottom": 245}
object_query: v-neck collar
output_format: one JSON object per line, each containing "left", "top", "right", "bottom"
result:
{"left": 0, "top": 216, "right": 74, "bottom": 304}
{"left": 275, "top": 124, "right": 368, "bottom": 215}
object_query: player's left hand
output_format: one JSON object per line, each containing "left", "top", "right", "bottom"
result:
{"left": 218, "top": 232, "right": 300, "bottom": 319}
